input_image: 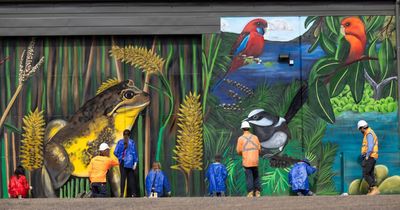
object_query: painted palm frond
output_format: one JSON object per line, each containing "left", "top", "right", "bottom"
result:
{"left": 20, "top": 108, "right": 45, "bottom": 171}
{"left": 225, "top": 153, "right": 247, "bottom": 195}
{"left": 110, "top": 45, "right": 165, "bottom": 75}
{"left": 96, "top": 77, "right": 119, "bottom": 95}
{"left": 261, "top": 167, "right": 290, "bottom": 195}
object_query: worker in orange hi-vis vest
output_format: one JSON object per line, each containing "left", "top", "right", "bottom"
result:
{"left": 357, "top": 120, "right": 380, "bottom": 196}
{"left": 236, "top": 121, "right": 261, "bottom": 197}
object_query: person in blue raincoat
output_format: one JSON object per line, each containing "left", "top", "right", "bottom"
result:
{"left": 206, "top": 154, "right": 228, "bottom": 196}
{"left": 114, "top": 129, "right": 138, "bottom": 197}
{"left": 288, "top": 159, "right": 317, "bottom": 196}
{"left": 145, "top": 162, "right": 171, "bottom": 197}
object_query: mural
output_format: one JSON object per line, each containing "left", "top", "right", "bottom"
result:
{"left": 0, "top": 15, "right": 398, "bottom": 198}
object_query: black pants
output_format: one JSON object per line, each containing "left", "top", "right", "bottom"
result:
{"left": 362, "top": 158, "right": 376, "bottom": 187}
{"left": 244, "top": 167, "right": 260, "bottom": 193}
{"left": 91, "top": 183, "right": 108, "bottom": 198}
{"left": 120, "top": 164, "right": 136, "bottom": 197}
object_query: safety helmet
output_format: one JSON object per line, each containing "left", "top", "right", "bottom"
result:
{"left": 357, "top": 120, "right": 368, "bottom": 129}
{"left": 99, "top": 143, "right": 110, "bottom": 151}
{"left": 241, "top": 121, "right": 251, "bottom": 129}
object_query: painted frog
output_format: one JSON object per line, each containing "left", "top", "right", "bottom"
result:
{"left": 35, "top": 80, "right": 149, "bottom": 197}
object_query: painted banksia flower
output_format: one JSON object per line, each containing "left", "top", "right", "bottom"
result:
{"left": 171, "top": 92, "right": 203, "bottom": 194}
{"left": 96, "top": 77, "right": 120, "bottom": 95}
{"left": 20, "top": 108, "right": 45, "bottom": 171}
{"left": 110, "top": 45, "right": 165, "bottom": 75}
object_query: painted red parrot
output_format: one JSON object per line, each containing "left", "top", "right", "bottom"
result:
{"left": 229, "top": 18, "right": 268, "bottom": 72}
{"left": 340, "top": 16, "right": 367, "bottom": 63}
{"left": 213, "top": 18, "right": 268, "bottom": 90}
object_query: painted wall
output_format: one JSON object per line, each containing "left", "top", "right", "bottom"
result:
{"left": 0, "top": 15, "right": 398, "bottom": 198}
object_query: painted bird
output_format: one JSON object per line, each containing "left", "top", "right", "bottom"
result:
{"left": 229, "top": 18, "right": 268, "bottom": 72}
{"left": 213, "top": 18, "right": 268, "bottom": 91}
{"left": 340, "top": 16, "right": 367, "bottom": 64}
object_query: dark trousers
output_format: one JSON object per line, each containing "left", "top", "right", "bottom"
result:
{"left": 362, "top": 158, "right": 377, "bottom": 187}
{"left": 244, "top": 167, "right": 260, "bottom": 193}
{"left": 120, "top": 164, "right": 136, "bottom": 197}
{"left": 91, "top": 183, "right": 108, "bottom": 198}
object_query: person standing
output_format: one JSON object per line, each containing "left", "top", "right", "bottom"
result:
{"left": 236, "top": 121, "right": 261, "bottom": 197}
{"left": 114, "top": 129, "right": 138, "bottom": 197}
{"left": 288, "top": 159, "right": 317, "bottom": 196}
{"left": 206, "top": 154, "right": 228, "bottom": 197}
{"left": 8, "top": 166, "right": 31, "bottom": 198}
{"left": 145, "top": 162, "right": 171, "bottom": 198}
{"left": 357, "top": 120, "right": 380, "bottom": 195}
{"left": 87, "top": 143, "right": 119, "bottom": 198}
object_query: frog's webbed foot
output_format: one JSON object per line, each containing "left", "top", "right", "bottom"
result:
{"left": 44, "top": 141, "right": 73, "bottom": 189}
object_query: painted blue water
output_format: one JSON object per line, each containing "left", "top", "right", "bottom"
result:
{"left": 212, "top": 41, "right": 325, "bottom": 104}
{"left": 322, "top": 111, "right": 400, "bottom": 193}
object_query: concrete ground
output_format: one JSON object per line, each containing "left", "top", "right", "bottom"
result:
{"left": 1, "top": 195, "right": 400, "bottom": 210}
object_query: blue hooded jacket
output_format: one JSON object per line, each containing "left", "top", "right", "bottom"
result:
{"left": 206, "top": 162, "right": 228, "bottom": 194}
{"left": 288, "top": 161, "right": 317, "bottom": 191}
{"left": 145, "top": 169, "right": 171, "bottom": 197}
{"left": 114, "top": 138, "right": 138, "bottom": 168}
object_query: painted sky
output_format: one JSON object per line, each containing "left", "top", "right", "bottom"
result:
{"left": 221, "top": 16, "right": 313, "bottom": 42}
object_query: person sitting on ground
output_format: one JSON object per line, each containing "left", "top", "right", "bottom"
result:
{"left": 87, "top": 143, "right": 119, "bottom": 198}
{"left": 288, "top": 158, "right": 317, "bottom": 196}
{"left": 8, "top": 165, "right": 31, "bottom": 198}
{"left": 145, "top": 162, "right": 171, "bottom": 198}
{"left": 206, "top": 154, "right": 228, "bottom": 197}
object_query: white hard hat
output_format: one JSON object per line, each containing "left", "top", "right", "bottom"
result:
{"left": 357, "top": 120, "right": 368, "bottom": 129}
{"left": 99, "top": 143, "right": 110, "bottom": 151}
{"left": 241, "top": 121, "right": 251, "bottom": 129}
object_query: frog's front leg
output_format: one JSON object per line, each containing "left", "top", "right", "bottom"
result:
{"left": 108, "top": 166, "right": 121, "bottom": 197}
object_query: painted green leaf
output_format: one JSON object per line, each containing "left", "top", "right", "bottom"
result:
{"left": 320, "top": 32, "right": 336, "bottom": 55}
{"left": 348, "top": 61, "right": 365, "bottom": 103}
{"left": 308, "top": 34, "right": 321, "bottom": 53}
{"left": 365, "top": 38, "right": 379, "bottom": 78}
{"left": 334, "top": 35, "right": 350, "bottom": 63}
{"left": 366, "top": 16, "right": 385, "bottom": 33}
{"left": 325, "top": 16, "right": 340, "bottom": 36}
{"left": 308, "top": 79, "right": 335, "bottom": 124}
{"left": 315, "top": 58, "right": 341, "bottom": 76}
{"left": 305, "top": 16, "right": 317, "bottom": 28}
{"left": 378, "top": 38, "right": 395, "bottom": 80}
{"left": 329, "top": 67, "right": 350, "bottom": 97}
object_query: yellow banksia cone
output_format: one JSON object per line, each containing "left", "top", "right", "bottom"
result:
{"left": 110, "top": 45, "right": 165, "bottom": 75}
{"left": 171, "top": 92, "right": 203, "bottom": 173}
{"left": 20, "top": 108, "right": 45, "bottom": 171}
{"left": 96, "top": 77, "right": 120, "bottom": 95}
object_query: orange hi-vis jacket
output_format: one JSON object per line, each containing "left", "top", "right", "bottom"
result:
{"left": 88, "top": 156, "right": 119, "bottom": 183}
{"left": 236, "top": 134, "right": 261, "bottom": 167}
{"left": 361, "top": 128, "right": 378, "bottom": 159}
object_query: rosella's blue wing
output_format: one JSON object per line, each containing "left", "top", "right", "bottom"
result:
{"left": 233, "top": 33, "right": 250, "bottom": 56}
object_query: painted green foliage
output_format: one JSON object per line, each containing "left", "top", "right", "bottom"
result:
{"left": 307, "top": 16, "right": 397, "bottom": 123}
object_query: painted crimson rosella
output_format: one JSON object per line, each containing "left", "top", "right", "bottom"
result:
{"left": 229, "top": 18, "right": 268, "bottom": 72}
{"left": 340, "top": 16, "right": 367, "bottom": 64}
{"left": 213, "top": 18, "right": 268, "bottom": 90}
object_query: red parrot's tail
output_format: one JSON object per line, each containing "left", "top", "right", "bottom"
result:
{"left": 228, "top": 56, "right": 245, "bottom": 73}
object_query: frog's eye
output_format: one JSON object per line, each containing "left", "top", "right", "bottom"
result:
{"left": 123, "top": 90, "right": 135, "bottom": 99}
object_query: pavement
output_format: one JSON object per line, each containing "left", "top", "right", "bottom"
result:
{"left": 1, "top": 195, "right": 400, "bottom": 210}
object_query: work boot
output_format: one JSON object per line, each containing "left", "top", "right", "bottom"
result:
{"left": 247, "top": 192, "right": 254, "bottom": 197}
{"left": 368, "top": 186, "right": 380, "bottom": 195}
{"left": 255, "top": 191, "right": 261, "bottom": 197}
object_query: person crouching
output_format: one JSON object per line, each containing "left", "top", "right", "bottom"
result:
{"left": 87, "top": 143, "right": 119, "bottom": 198}
{"left": 288, "top": 159, "right": 317, "bottom": 196}
{"left": 145, "top": 162, "right": 171, "bottom": 198}
{"left": 206, "top": 154, "right": 228, "bottom": 197}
